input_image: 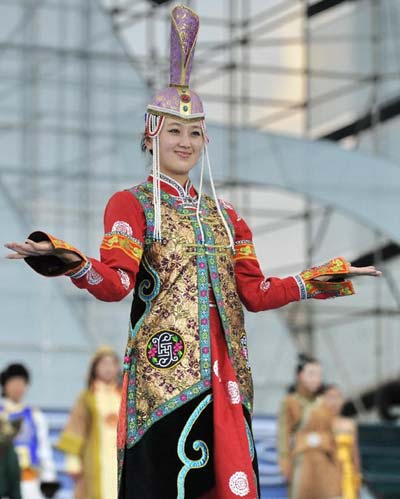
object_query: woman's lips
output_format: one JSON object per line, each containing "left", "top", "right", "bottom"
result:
{"left": 175, "top": 151, "right": 191, "bottom": 159}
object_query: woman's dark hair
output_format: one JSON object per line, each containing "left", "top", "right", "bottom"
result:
{"left": 141, "top": 133, "right": 153, "bottom": 155}
{"left": 0, "top": 364, "right": 30, "bottom": 397}
{"left": 287, "top": 353, "right": 320, "bottom": 393}
{"left": 140, "top": 134, "right": 147, "bottom": 153}
{"left": 87, "top": 350, "right": 119, "bottom": 389}
{"left": 296, "top": 353, "right": 319, "bottom": 375}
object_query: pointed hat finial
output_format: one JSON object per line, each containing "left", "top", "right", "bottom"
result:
{"left": 147, "top": 4, "right": 204, "bottom": 121}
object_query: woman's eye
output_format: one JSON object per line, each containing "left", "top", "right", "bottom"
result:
{"left": 168, "top": 129, "right": 180, "bottom": 134}
{"left": 191, "top": 131, "right": 201, "bottom": 136}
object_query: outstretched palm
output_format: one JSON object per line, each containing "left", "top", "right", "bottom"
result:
{"left": 5, "top": 239, "right": 80, "bottom": 263}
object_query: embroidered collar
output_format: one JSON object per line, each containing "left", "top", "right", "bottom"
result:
{"left": 148, "top": 173, "right": 197, "bottom": 199}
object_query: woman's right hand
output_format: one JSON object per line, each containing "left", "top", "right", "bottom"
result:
{"left": 4, "top": 239, "right": 82, "bottom": 264}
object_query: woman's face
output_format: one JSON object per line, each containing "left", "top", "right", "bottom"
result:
{"left": 298, "top": 362, "right": 322, "bottom": 394}
{"left": 323, "top": 386, "right": 344, "bottom": 415}
{"left": 94, "top": 354, "right": 120, "bottom": 384}
{"left": 4, "top": 377, "right": 28, "bottom": 403}
{"left": 146, "top": 117, "right": 204, "bottom": 182}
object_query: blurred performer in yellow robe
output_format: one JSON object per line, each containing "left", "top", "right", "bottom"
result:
{"left": 56, "top": 347, "right": 121, "bottom": 499}
{"left": 324, "top": 384, "right": 362, "bottom": 499}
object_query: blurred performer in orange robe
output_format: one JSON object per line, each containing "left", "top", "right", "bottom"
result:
{"left": 56, "top": 347, "right": 121, "bottom": 499}
{"left": 277, "top": 354, "right": 323, "bottom": 487}
{"left": 289, "top": 393, "right": 342, "bottom": 499}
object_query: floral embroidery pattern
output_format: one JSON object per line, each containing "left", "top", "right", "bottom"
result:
{"left": 146, "top": 330, "right": 185, "bottom": 369}
{"left": 305, "top": 280, "right": 354, "bottom": 299}
{"left": 259, "top": 279, "right": 270, "bottom": 292}
{"left": 47, "top": 234, "right": 85, "bottom": 259}
{"left": 234, "top": 241, "right": 257, "bottom": 262}
{"left": 86, "top": 267, "right": 103, "bottom": 285}
{"left": 299, "top": 257, "right": 355, "bottom": 299}
{"left": 300, "top": 257, "right": 349, "bottom": 281}
{"left": 101, "top": 233, "right": 143, "bottom": 265}
{"left": 229, "top": 471, "right": 250, "bottom": 496}
{"left": 227, "top": 381, "right": 241, "bottom": 404}
{"left": 111, "top": 220, "right": 133, "bottom": 236}
{"left": 117, "top": 269, "right": 130, "bottom": 290}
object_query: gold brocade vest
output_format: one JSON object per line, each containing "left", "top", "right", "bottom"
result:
{"left": 124, "top": 181, "right": 253, "bottom": 447}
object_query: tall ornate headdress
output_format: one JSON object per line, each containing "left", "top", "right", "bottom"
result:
{"left": 145, "top": 5, "right": 234, "bottom": 249}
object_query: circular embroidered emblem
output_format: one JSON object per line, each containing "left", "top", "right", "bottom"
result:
{"left": 87, "top": 267, "right": 103, "bottom": 285}
{"left": 111, "top": 220, "right": 133, "bottom": 236}
{"left": 229, "top": 471, "right": 250, "bottom": 496}
{"left": 146, "top": 330, "right": 185, "bottom": 369}
{"left": 260, "top": 278, "right": 271, "bottom": 291}
{"left": 227, "top": 381, "right": 241, "bottom": 404}
{"left": 117, "top": 269, "right": 130, "bottom": 290}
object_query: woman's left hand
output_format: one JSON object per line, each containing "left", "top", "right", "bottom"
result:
{"left": 348, "top": 265, "right": 381, "bottom": 277}
{"left": 314, "top": 263, "right": 382, "bottom": 281}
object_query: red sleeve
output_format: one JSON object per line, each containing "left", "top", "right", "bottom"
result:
{"left": 68, "top": 190, "right": 146, "bottom": 302}
{"left": 225, "top": 206, "right": 302, "bottom": 312}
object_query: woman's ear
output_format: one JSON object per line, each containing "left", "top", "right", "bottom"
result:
{"left": 145, "top": 135, "right": 153, "bottom": 152}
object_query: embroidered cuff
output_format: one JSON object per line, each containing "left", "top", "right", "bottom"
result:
{"left": 300, "top": 257, "right": 350, "bottom": 280}
{"left": 300, "top": 257, "right": 355, "bottom": 299}
{"left": 305, "top": 280, "right": 355, "bottom": 299}
{"left": 24, "top": 231, "right": 87, "bottom": 277}
{"left": 67, "top": 260, "right": 91, "bottom": 279}
{"left": 294, "top": 274, "right": 307, "bottom": 300}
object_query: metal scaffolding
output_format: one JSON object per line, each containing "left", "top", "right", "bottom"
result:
{"left": 1, "top": 0, "right": 400, "bottom": 409}
{"left": 104, "top": 0, "right": 400, "bottom": 397}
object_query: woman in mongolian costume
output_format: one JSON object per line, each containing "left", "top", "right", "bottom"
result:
{"left": 5, "top": 5, "right": 381, "bottom": 499}
{"left": 56, "top": 347, "right": 121, "bottom": 499}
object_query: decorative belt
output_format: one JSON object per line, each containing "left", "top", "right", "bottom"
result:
{"left": 293, "top": 431, "right": 334, "bottom": 455}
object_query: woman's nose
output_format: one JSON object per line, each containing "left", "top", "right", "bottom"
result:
{"left": 179, "top": 133, "right": 191, "bottom": 147}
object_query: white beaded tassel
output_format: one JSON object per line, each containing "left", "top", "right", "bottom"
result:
{"left": 195, "top": 147, "right": 206, "bottom": 245}
{"left": 146, "top": 113, "right": 164, "bottom": 241}
{"left": 199, "top": 120, "right": 235, "bottom": 251}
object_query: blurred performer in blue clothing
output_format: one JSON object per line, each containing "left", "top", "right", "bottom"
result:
{"left": 0, "top": 364, "right": 59, "bottom": 499}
